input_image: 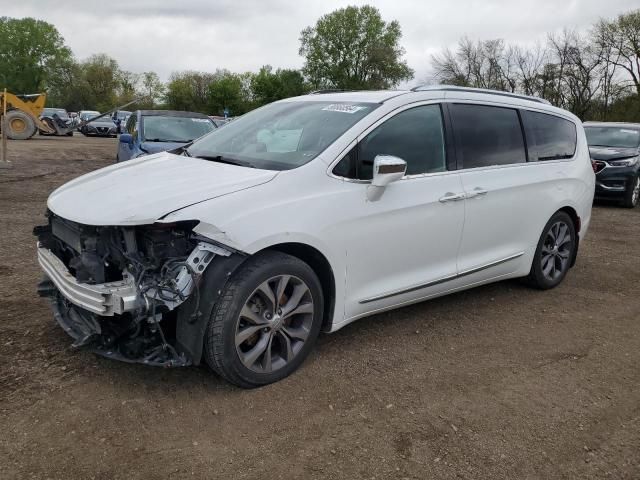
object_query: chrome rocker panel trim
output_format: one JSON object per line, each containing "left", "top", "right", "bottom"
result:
{"left": 360, "top": 252, "right": 525, "bottom": 304}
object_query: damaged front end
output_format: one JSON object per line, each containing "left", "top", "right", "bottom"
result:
{"left": 35, "top": 212, "right": 244, "bottom": 367}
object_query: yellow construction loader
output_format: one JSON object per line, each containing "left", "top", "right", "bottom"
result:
{"left": 0, "top": 92, "right": 64, "bottom": 139}
{"left": 0, "top": 91, "right": 139, "bottom": 140}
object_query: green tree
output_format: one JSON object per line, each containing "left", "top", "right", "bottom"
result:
{"left": 207, "top": 70, "right": 245, "bottom": 116}
{"left": 80, "top": 54, "right": 120, "bottom": 111}
{"left": 0, "top": 17, "right": 72, "bottom": 92}
{"left": 117, "top": 70, "right": 140, "bottom": 105}
{"left": 141, "top": 71, "right": 165, "bottom": 107}
{"left": 299, "top": 5, "right": 413, "bottom": 89}
{"left": 165, "top": 71, "right": 215, "bottom": 112}
{"left": 251, "top": 65, "right": 306, "bottom": 105}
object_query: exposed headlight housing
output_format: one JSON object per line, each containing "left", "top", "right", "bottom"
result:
{"left": 609, "top": 156, "right": 639, "bottom": 167}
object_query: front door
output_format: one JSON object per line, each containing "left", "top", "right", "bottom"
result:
{"left": 333, "top": 104, "right": 466, "bottom": 320}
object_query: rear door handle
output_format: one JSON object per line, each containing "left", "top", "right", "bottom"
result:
{"left": 439, "top": 192, "right": 466, "bottom": 203}
{"left": 466, "top": 187, "right": 488, "bottom": 199}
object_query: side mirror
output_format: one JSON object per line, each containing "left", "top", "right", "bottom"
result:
{"left": 119, "top": 133, "right": 132, "bottom": 145}
{"left": 371, "top": 155, "right": 407, "bottom": 187}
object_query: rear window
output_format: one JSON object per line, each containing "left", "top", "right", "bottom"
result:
{"left": 522, "top": 111, "right": 577, "bottom": 161}
{"left": 450, "top": 104, "right": 527, "bottom": 169}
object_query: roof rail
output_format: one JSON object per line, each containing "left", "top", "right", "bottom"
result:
{"left": 308, "top": 89, "right": 356, "bottom": 95}
{"left": 410, "top": 85, "right": 551, "bottom": 105}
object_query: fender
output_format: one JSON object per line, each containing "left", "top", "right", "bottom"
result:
{"left": 175, "top": 252, "right": 247, "bottom": 364}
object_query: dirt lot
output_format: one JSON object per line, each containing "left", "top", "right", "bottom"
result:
{"left": 0, "top": 135, "right": 638, "bottom": 479}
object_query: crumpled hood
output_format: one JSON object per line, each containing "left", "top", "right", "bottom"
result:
{"left": 589, "top": 146, "right": 639, "bottom": 161}
{"left": 47, "top": 151, "right": 278, "bottom": 226}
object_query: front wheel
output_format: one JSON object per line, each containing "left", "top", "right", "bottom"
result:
{"left": 527, "top": 211, "right": 576, "bottom": 290}
{"left": 622, "top": 175, "right": 639, "bottom": 208}
{"left": 203, "top": 251, "right": 324, "bottom": 388}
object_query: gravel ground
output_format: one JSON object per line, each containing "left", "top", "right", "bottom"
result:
{"left": 0, "top": 135, "right": 638, "bottom": 479}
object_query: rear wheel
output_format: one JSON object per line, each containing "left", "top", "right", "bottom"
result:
{"left": 622, "top": 175, "right": 639, "bottom": 208}
{"left": 527, "top": 211, "right": 576, "bottom": 290}
{"left": 204, "top": 251, "right": 323, "bottom": 388}
{"left": 5, "top": 110, "right": 37, "bottom": 140}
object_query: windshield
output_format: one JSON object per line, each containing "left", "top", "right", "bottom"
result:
{"left": 142, "top": 116, "right": 215, "bottom": 143}
{"left": 81, "top": 112, "right": 100, "bottom": 120}
{"left": 187, "top": 100, "right": 378, "bottom": 170}
{"left": 43, "top": 108, "right": 68, "bottom": 117}
{"left": 585, "top": 126, "right": 640, "bottom": 149}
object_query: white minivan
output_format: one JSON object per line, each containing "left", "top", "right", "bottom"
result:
{"left": 36, "top": 86, "right": 595, "bottom": 387}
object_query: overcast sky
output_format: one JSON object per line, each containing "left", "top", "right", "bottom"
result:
{"left": 3, "top": 0, "right": 639, "bottom": 84}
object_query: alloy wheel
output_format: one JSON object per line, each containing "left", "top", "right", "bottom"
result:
{"left": 632, "top": 177, "right": 640, "bottom": 206}
{"left": 541, "top": 221, "right": 573, "bottom": 282}
{"left": 235, "top": 275, "right": 314, "bottom": 373}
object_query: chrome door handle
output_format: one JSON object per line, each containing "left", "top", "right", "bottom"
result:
{"left": 466, "top": 187, "right": 488, "bottom": 199}
{"left": 439, "top": 192, "right": 466, "bottom": 203}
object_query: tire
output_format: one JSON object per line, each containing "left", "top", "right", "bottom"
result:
{"left": 66, "top": 131, "right": 73, "bottom": 137}
{"left": 5, "top": 110, "right": 37, "bottom": 140}
{"left": 204, "top": 251, "right": 324, "bottom": 388}
{"left": 621, "top": 175, "right": 639, "bottom": 209}
{"left": 527, "top": 211, "right": 576, "bottom": 290}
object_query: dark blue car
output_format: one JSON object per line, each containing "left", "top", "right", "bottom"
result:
{"left": 117, "top": 110, "right": 217, "bottom": 162}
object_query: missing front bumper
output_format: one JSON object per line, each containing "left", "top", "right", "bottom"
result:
{"left": 37, "top": 246, "right": 140, "bottom": 315}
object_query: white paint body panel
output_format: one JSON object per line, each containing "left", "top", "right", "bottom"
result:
{"left": 46, "top": 89, "right": 595, "bottom": 332}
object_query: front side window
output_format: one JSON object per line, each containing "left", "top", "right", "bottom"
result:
{"left": 523, "top": 111, "right": 576, "bottom": 161}
{"left": 451, "top": 104, "right": 526, "bottom": 168}
{"left": 584, "top": 126, "right": 640, "bottom": 149}
{"left": 188, "top": 101, "right": 378, "bottom": 171}
{"left": 333, "top": 104, "right": 447, "bottom": 180}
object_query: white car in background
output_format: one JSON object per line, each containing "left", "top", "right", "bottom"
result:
{"left": 36, "top": 87, "right": 594, "bottom": 388}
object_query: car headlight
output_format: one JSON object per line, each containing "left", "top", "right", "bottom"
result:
{"left": 609, "top": 156, "right": 639, "bottom": 167}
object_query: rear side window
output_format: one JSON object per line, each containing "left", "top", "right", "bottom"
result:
{"left": 522, "top": 111, "right": 576, "bottom": 161}
{"left": 450, "top": 104, "right": 526, "bottom": 169}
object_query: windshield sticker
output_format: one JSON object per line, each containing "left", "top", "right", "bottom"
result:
{"left": 322, "top": 104, "right": 367, "bottom": 114}
{"left": 191, "top": 118, "right": 211, "bottom": 123}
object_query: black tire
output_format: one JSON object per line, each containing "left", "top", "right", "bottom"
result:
{"left": 527, "top": 211, "right": 576, "bottom": 290}
{"left": 204, "top": 251, "right": 324, "bottom": 388}
{"left": 621, "top": 175, "right": 639, "bottom": 209}
{"left": 66, "top": 131, "right": 73, "bottom": 137}
{"left": 5, "top": 110, "right": 37, "bottom": 140}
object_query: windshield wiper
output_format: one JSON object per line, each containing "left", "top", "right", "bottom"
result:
{"left": 145, "top": 138, "right": 190, "bottom": 143}
{"left": 193, "top": 154, "right": 256, "bottom": 168}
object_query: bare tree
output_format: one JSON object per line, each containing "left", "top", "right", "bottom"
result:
{"left": 431, "top": 38, "right": 518, "bottom": 90}
{"left": 596, "top": 11, "right": 640, "bottom": 95}
{"left": 548, "top": 30, "right": 604, "bottom": 118}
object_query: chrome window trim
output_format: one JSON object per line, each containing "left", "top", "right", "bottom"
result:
{"left": 327, "top": 100, "right": 449, "bottom": 182}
